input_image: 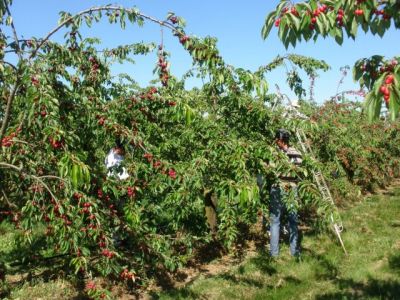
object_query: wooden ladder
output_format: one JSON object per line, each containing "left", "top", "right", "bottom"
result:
{"left": 295, "top": 128, "right": 348, "bottom": 255}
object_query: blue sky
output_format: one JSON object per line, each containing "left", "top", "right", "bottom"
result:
{"left": 6, "top": 0, "right": 399, "bottom": 103}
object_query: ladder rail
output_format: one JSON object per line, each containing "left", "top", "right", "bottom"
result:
{"left": 295, "top": 128, "right": 346, "bottom": 251}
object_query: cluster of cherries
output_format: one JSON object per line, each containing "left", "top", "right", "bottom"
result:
{"left": 120, "top": 268, "right": 136, "bottom": 281}
{"left": 168, "top": 15, "right": 190, "bottom": 46}
{"left": 274, "top": 4, "right": 393, "bottom": 30}
{"left": 48, "top": 136, "right": 63, "bottom": 149}
{"left": 143, "top": 152, "right": 177, "bottom": 179}
{"left": 360, "top": 59, "right": 398, "bottom": 107}
{"left": 88, "top": 56, "right": 100, "bottom": 73}
{"left": 374, "top": 8, "right": 392, "bottom": 20}
{"left": 1, "top": 130, "right": 18, "bottom": 147}
{"left": 129, "top": 87, "right": 176, "bottom": 110}
{"left": 31, "top": 76, "right": 40, "bottom": 86}
{"left": 157, "top": 45, "right": 170, "bottom": 87}
{"left": 380, "top": 74, "right": 395, "bottom": 107}
{"left": 101, "top": 248, "right": 115, "bottom": 258}
{"left": 1, "top": 127, "right": 22, "bottom": 147}
{"left": 336, "top": 8, "right": 345, "bottom": 27}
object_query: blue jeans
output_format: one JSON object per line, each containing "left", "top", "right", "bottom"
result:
{"left": 269, "top": 185, "right": 299, "bottom": 257}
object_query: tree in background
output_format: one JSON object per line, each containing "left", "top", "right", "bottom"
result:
{"left": 262, "top": 0, "right": 400, "bottom": 120}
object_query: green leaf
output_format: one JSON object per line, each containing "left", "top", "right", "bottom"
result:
{"left": 361, "top": 20, "right": 368, "bottom": 33}
{"left": 84, "top": 15, "right": 92, "bottom": 27}
{"left": 309, "top": 0, "right": 317, "bottom": 10}
{"left": 278, "top": 18, "right": 289, "bottom": 41}
{"left": 297, "top": 2, "right": 312, "bottom": 11}
{"left": 370, "top": 17, "right": 379, "bottom": 35}
{"left": 350, "top": 17, "right": 358, "bottom": 38}
{"left": 275, "top": 1, "right": 288, "bottom": 15}
{"left": 71, "top": 164, "right": 79, "bottom": 188}
{"left": 6, "top": 15, "right": 12, "bottom": 25}
{"left": 352, "top": 60, "right": 364, "bottom": 81}
{"left": 316, "top": 17, "right": 324, "bottom": 35}
{"left": 320, "top": 12, "right": 329, "bottom": 35}
{"left": 364, "top": 92, "right": 382, "bottom": 121}
{"left": 288, "top": 30, "right": 297, "bottom": 47}
{"left": 185, "top": 105, "right": 192, "bottom": 125}
{"left": 287, "top": 12, "right": 300, "bottom": 31}
{"left": 326, "top": 11, "right": 336, "bottom": 27}
{"left": 376, "top": 20, "right": 385, "bottom": 37}
{"left": 300, "top": 13, "right": 311, "bottom": 30}
{"left": 389, "top": 90, "right": 399, "bottom": 121}
{"left": 373, "top": 74, "right": 385, "bottom": 97}
{"left": 393, "top": 72, "right": 400, "bottom": 90}
{"left": 334, "top": 27, "right": 343, "bottom": 45}
{"left": 261, "top": 11, "right": 276, "bottom": 39}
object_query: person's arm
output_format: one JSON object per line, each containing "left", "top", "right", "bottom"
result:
{"left": 287, "top": 147, "right": 302, "bottom": 166}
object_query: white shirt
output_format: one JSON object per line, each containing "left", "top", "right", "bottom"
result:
{"left": 105, "top": 148, "right": 129, "bottom": 180}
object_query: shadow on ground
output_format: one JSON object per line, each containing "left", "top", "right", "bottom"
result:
{"left": 315, "top": 278, "right": 400, "bottom": 300}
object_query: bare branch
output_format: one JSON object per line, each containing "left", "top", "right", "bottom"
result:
{"left": 1, "top": 188, "right": 18, "bottom": 209}
{"left": 39, "top": 175, "right": 68, "bottom": 184}
{"left": 2, "top": 61, "right": 18, "bottom": 71}
{"left": 3, "top": 0, "right": 23, "bottom": 60}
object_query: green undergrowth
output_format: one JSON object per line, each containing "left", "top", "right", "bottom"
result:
{"left": 154, "top": 188, "right": 400, "bottom": 300}
{"left": 0, "top": 222, "right": 81, "bottom": 299}
{"left": 1, "top": 188, "right": 400, "bottom": 299}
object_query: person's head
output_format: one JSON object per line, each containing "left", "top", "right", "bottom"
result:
{"left": 114, "top": 138, "right": 125, "bottom": 154}
{"left": 275, "top": 129, "right": 290, "bottom": 150}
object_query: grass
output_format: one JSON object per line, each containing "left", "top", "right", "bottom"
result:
{"left": 1, "top": 188, "right": 400, "bottom": 299}
{"left": 154, "top": 188, "right": 400, "bottom": 300}
{"left": 0, "top": 222, "right": 81, "bottom": 299}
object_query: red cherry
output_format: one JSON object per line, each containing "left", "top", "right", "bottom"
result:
{"left": 127, "top": 187, "right": 136, "bottom": 197}
{"left": 355, "top": 9, "right": 364, "bottom": 16}
{"left": 168, "top": 168, "right": 177, "bottom": 179}
{"left": 31, "top": 76, "right": 39, "bottom": 86}
{"left": 179, "top": 35, "right": 189, "bottom": 44}
{"left": 383, "top": 13, "right": 391, "bottom": 20}
{"left": 379, "top": 85, "right": 390, "bottom": 96}
{"left": 98, "top": 118, "right": 105, "bottom": 126}
{"left": 385, "top": 74, "right": 394, "bottom": 85}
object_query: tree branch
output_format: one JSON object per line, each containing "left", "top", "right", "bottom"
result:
{"left": 30, "top": 5, "right": 178, "bottom": 60}
{"left": 0, "top": 0, "right": 24, "bottom": 141}
{"left": 0, "top": 162, "right": 60, "bottom": 203}
{"left": 3, "top": 0, "right": 22, "bottom": 61}
{"left": 0, "top": 75, "right": 21, "bottom": 141}
{"left": 1, "top": 188, "right": 18, "bottom": 209}
{"left": 2, "top": 61, "right": 18, "bottom": 71}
